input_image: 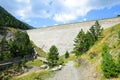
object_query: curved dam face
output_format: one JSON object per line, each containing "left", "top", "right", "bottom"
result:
{"left": 27, "top": 17, "right": 120, "bottom": 55}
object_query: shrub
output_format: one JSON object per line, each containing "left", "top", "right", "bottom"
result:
{"left": 65, "top": 51, "right": 69, "bottom": 58}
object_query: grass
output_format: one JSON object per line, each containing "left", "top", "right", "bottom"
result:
{"left": 26, "top": 59, "right": 43, "bottom": 67}
{"left": 31, "top": 41, "right": 47, "bottom": 58}
{"left": 64, "top": 54, "right": 76, "bottom": 63}
{"left": 74, "top": 61, "right": 80, "bottom": 68}
{"left": 77, "top": 23, "right": 120, "bottom": 79}
{"left": 14, "top": 70, "right": 52, "bottom": 80}
{"left": 82, "top": 24, "right": 120, "bottom": 61}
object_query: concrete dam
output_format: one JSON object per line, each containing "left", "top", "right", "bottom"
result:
{"left": 27, "top": 17, "right": 120, "bottom": 55}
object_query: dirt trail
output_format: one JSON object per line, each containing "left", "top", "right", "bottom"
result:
{"left": 47, "top": 59, "right": 101, "bottom": 80}
{"left": 47, "top": 61, "right": 80, "bottom": 80}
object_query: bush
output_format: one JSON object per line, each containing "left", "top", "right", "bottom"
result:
{"left": 101, "top": 45, "right": 118, "bottom": 78}
{"left": 65, "top": 51, "right": 69, "bottom": 58}
{"left": 57, "top": 58, "right": 64, "bottom": 65}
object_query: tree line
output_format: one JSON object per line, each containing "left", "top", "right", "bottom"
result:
{"left": 47, "top": 21, "right": 102, "bottom": 68}
{"left": 0, "top": 6, "right": 33, "bottom": 30}
{"left": 0, "top": 31, "right": 33, "bottom": 60}
{"left": 73, "top": 21, "right": 103, "bottom": 56}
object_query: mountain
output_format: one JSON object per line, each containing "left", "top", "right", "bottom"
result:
{"left": 0, "top": 6, "right": 34, "bottom": 30}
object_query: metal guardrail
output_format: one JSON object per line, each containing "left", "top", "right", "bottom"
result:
{"left": 0, "top": 55, "right": 34, "bottom": 69}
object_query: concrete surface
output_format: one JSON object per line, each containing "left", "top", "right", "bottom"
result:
{"left": 27, "top": 17, "right": 120, "bottom": 55}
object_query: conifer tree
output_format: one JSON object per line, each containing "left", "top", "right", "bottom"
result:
{"left": 0, "top": 36, "right": 10, "bottom": 60}
{"left": 101, "top": 45, "right": 118, "bottom": 78}
{"left": 65, "top": 51, "right": 69, "bottom": 58}
{"left": 94, "top": 21, "right": 103, "bottom": 38}
{"left": 117, "top": 52, "right": 120, "bottom": 72}
{"left": 9, "top": 31, "right": 33, "bottom": 57}
{"left": 47, "top": 45, "right": 59, "bottom": 67}
{"left": 74, "top": 29, "right": 86, "bottom": 56}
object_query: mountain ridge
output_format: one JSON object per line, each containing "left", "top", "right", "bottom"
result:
{"left": 0, "top": 6, "right": 34, "bottom": 30}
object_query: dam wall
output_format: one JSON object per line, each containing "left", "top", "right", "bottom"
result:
{"left": 27, "top": 17, "right": 120, "bottom": 55}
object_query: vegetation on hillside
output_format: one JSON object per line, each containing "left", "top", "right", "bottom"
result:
{"left": 73, "top": 21, "right": 103, "bottom": 56}
{"left": 75, "top": 23, "right": 120, "bottom": 80}
{"left": 9, "top": 31, "right": 33, "bottom": 57}
{"left": 47, "top": 45, "right": 59, "bottom": 68}
{"left": 0, "top": 31, "right": 33, "bottom": 60}
{"left": 0, "top": 6, "right": 33, "bottom": 29}
{"left": 31, "top": 41, "right": 47, "bottom": 58}
{"left": 65, "top": 51, "right": 69, "bottom": 59}
{"left": 101, "top": 45, "right": 118, "bottom": 78}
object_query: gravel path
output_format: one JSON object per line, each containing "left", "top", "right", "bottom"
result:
{"left": 47, "top": 61, "right": 80, "bottom": 80}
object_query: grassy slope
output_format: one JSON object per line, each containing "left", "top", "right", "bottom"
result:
{"left": 79, "top": 23, "right": 120, "bottom": 79}
{"left": 26, "top": 59, "right": 43, "bottom": 67}
{"left": 31, "top": 41, "right": 47, "bottom": 58}
{"left": 14, "top": 70, "right": 52, "bottom": 80}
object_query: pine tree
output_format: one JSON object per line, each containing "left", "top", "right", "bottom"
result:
{"left": 65, "top": 51, "right": 69, "bottom": 58}
{"left": 94, "top": 21, "right": 103, "bottom": 38}
{"left": 9, "top": 31, "right": 33, "bottom": 57}
{"left": 89, "top": 25, "right": 97, "bottom": 42}
{"left": 117, "top": 52, "right": 120, "bottom": 72}
{"left": 101, "top": 45, "right": 118, "bottom": 78}
{"left": 74, "top": 29, "right": 86, "bottom": 56}
{"left": 0, "top": 36, "right": 11, "bottom": 60}
{"left": 89, "top": 21, "right": 103, "bottom": 42}
{"left": 47, "top": 45, "right": 59, "bottom": 67}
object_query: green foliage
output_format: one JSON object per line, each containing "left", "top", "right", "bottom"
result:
{"left": 65, "top": 51, "right": 69, "bottom": 58}
{"left": 0, "top": 63, "right": 24, "bottom": 80}
{"left": 0, "top": 36, "right": 12, "bottom": 60}
{"left": 47, "top": 45, "right": 59, "bottom": 68}
{"left": 0, "top": 6, "right": 33, "bottom": 29}
{"left": 16, "top": 70, "right": 51, "bottom": 80}
{"left": 73, "top": 21, "right": 103, "bottom": 56}
{"left": 31, "top": 41, "right": 47, "bottom": 58}
{"left": 117, "top": 14, "right": 120, "bottom": 17}
{"left": 57, "top": 58, "right": 64, "bottom": 65}
{"left": 26, "top": 59, "right": 43, "bottom": 67}
{"left": 117, "top": 52, "right": 120, "bottom": 72}
{"left": 118, "top": 29, "right": 120, "bottom": 39}
{"left": 101, "top": 45, "right": 118, "bottom": 78}
{"left": 21, "top": 56, "right": 27, "bottom": 67}
{"left": 74, "top": 29, "right": 86, "bottom": 56}
{"left": 9, "top": 31, "right": 33, "bottom": 57}
{"left": 89, "top": 21, "right": 103, "bottom": 43}
{"left": 0, "top": 30, "right": 33, "bottom": 60}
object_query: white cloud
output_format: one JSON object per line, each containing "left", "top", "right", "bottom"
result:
{"left": 52, "top": 0, "right": 120, "bottom": 22}
{"left": 83, "top": 18, "right": 87, "bottom": 21}
{"left": 53, "top": 13, "right": 76, "bottom": 23}
{"left": 0, "top": 0, "right": 120, "bottom": 23}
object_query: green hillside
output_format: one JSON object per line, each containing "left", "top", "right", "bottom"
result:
{"left": 78, "top": 23, "right": 120, "bottom": 79}
{"left": 0, "top": 6, "right": 34, "bottom": 30}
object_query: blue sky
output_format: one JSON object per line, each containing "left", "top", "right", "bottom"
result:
{"left": 0, "top": 0, "right": 120, "bottom": 28}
